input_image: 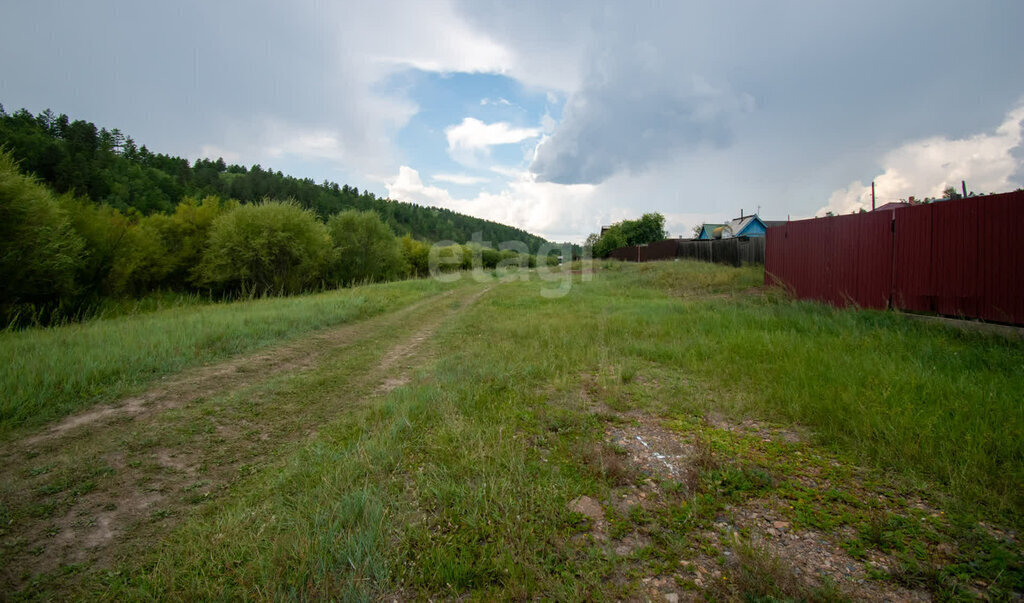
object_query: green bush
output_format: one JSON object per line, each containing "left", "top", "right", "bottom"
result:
{"left": 59, "top": 196, "right": 134, "bottom": 299}
{"left": 0, "top": 149, "right": 84, "bottom": 323}
{"left": 197, "top": 200, "right": 331, "bottom": 295}
{"left": 109, "top": 195, "right": 236, "bottom": 295}
{"left": 429, "top": 244, "right": 467, "bottom": 274}
{"left": 327, "top": 210, "right": 406, "bottom": 286}
{"left": 400, "top": 235, "right": 430, "bottom": 278}
{"left": 480, "top": 247, "right": 502, "bottom": 269}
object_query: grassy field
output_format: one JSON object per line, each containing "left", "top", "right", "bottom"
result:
{"left": 0, "top": 277, "right": 458, "bottom": 437}
{"left": 1, "top": 261, "right": 1021, "bottom": 600}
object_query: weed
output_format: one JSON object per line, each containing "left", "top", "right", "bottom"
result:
{"left": 620, "top": 361, "right": 638, "bottom": 384}
{"left": 576, "top": 441, "right": 634, "bottom": 486}
{"left": 717, "top": 538, "right": 850, "bottom": 602}
{"left": 706, "top": 466, "right": 774, "bottom": 500}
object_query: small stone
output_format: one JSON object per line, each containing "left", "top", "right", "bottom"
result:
{"left": 615, "top": 544, "right": 632, "bottom": 556}
{"left": 568, "top": 496, "right": 605, "bottom": 522}
{"left": 665, "top": 593, "right": 679, "bottom": 603}
{"left": 772, "top": 521, "right": 790, "bottom": 530}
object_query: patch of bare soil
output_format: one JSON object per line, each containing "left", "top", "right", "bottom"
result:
{"left": 568, "top": 495, "right": 607, "bottom": 539}
{"left": 0, "top": 286, "right": 490, "bottom": 592}
{"left": 588, "top": 411, "right": 932, "bottom": 602}
{"left": 715, "top": 504, "right": 930, "bottom": 601}
{"left": 705, "top": 411, "right": 806, "bottom": 444}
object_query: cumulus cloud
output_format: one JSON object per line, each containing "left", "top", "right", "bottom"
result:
{"left": 818, "top": 103, "right": 1024, "bottom": 216}
{"left": 445, "top": 117, "right": 541, "bottom": 165}
{"left": 432, "top": 173, "right": 490, "bottom": 185}
{"left": 368, "top": 1, "right": 512, "bottom": 75}
{"left": 386, "top": 165, "right": 596, "bottom": 242}
{"left": 388, "top": 166, "right": 455, "bottom": 207}
{"left": 446, "top": 118, "right": 541, "bottom": 150}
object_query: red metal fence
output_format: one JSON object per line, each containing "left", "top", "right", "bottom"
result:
{"left": 765, "top": 190, "right": 1024, "bottom": 324}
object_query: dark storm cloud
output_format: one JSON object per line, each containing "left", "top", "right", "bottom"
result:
{"left": 529, "top": 45, "right": 753, "bottom": 184}
{"left": 507, "top": 0, "right": 1024, "bottom": 187}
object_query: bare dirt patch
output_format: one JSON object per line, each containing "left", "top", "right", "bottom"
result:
{"left": 720, "top": 503, "right": 931, "bottom": 601}
{"left": 605, "top": 416, "right": 694, "bottom": 482}
{"left": 705, "top": 411, "right": 805, "bottom": 444}
{"left": 588, "top": 410, "right": 937, "bottom": 601}
{"left": 568, "top": 495, "right": 607, "bottom": 538}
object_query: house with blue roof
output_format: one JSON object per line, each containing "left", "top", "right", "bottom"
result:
{"left": 696, "top": 214, "right": 785, "bottom": 239}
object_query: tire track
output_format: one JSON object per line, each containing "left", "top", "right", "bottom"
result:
{"left": 0, "top": 285, "right": 491, "bottom": 591}
{"left": 25, "top": 290, "right": 454, "bottom": 446}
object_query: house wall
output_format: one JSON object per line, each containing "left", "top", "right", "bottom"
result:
{"left": 739, "top": 221, "right": 767, "bottom": 237}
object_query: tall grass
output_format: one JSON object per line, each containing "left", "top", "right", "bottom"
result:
{"left": 0, "top": 278, "right": 455, "bottom": 437}
{"left": 591, "top": 261, "right": 1024, "bottom": 514}
{"left": 95, "top": 291, "right": 608, "bottom": 600}
{"left": 677, "top": 298, "right": 1023, "bottom": 513}
{"left": 55, "top": 260, "right": 1021, "bottom": 598}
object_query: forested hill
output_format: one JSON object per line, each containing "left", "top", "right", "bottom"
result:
{"left": 0, "top": 105, "right": 550, "bottom": 251}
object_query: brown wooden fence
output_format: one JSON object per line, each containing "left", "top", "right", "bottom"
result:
{"left": 608, "top": 237, "right": 765, "bottom": 266}
{"left": 765, "top": 190, "right": 1024, "bottom": 324}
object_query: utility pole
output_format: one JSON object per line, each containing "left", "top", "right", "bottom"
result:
{"left": 871, "top": 181, "right": 876, "bottom": 211}
{"left": 962, "top": 180, "right": 967, "bottom": 199}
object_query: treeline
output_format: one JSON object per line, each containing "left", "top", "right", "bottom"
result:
{"left": 1, "top": 150, "right": 552, "bottom": 326}
{"left": 585, "top": 213, "right": 667, "bottom": 258}
{"left": 0, "top": 104, "right": 550, "bottom": 252}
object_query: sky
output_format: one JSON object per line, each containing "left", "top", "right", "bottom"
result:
{"left": 2, "top": 1, "right": 1023, "bottom": 243}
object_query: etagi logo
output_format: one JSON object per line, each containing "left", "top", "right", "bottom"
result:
{"left": 427, "top": 232, "right": 592, "bottom": 298}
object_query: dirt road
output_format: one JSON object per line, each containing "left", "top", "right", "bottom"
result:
{"left": 0, "top": 285, "right": 490, "bottom": 590}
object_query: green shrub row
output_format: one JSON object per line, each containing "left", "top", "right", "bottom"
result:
{"left": 0, "top": 151, "right": 546, "bottom": 326}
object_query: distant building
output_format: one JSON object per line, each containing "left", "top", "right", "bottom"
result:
{"left": 696, "top": 223, "right": 725, "bottom": 239}
{"left": 697, "top": 213, "right": 784, "bottom": 240}
{"left": 873, "top": 202, "right": 911, "bottom": 212}
{"left": 721, "top": 214, "right": 785, "bottom": 238}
